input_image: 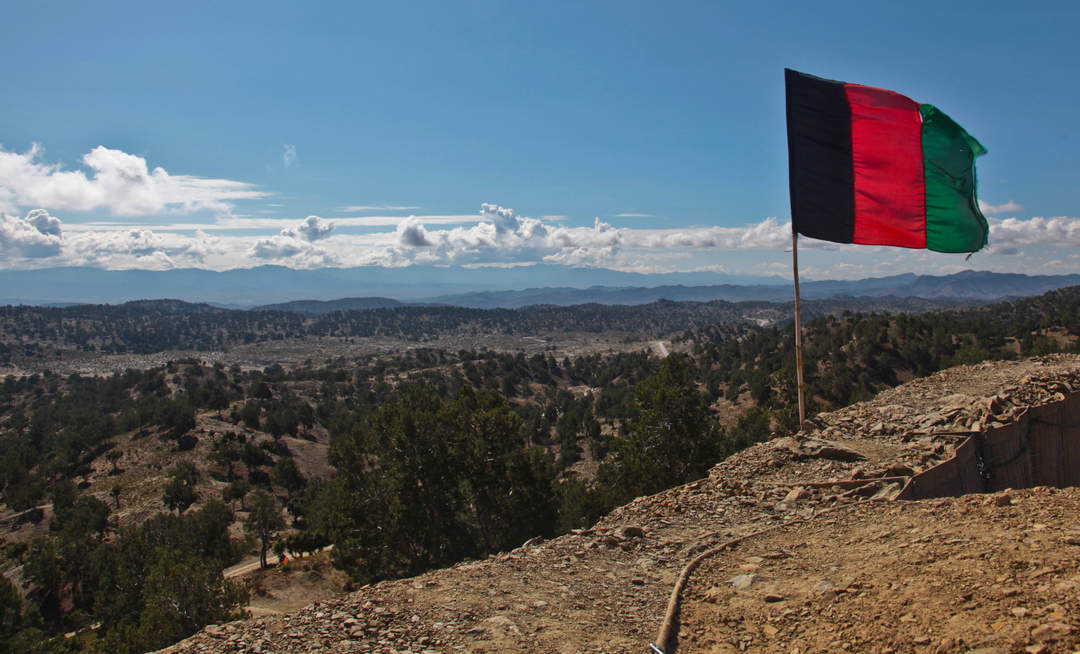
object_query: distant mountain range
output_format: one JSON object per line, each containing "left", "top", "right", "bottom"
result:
{"left": 0, "top": 266, "right": 1077, "bottom": 309}
{"left": 252, "top": 270, "right": 1080, "bottom": 313}
{"left": 0, "top": 264, "right": 783, "bottom": 306}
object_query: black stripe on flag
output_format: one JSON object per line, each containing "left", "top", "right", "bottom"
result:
{"left": 785, "top": 68, "right": 855, "bottom": 244}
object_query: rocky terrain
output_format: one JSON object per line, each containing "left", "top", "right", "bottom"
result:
{"left": 160, "top": 355, "right": 1080, "bottom": 654}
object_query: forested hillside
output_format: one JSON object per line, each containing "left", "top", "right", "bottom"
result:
{"left": 0, "top": 295, "right": 968, "bottom": 363}
{"left": 0, "top": 287, "right": 1077, "bottom": 652}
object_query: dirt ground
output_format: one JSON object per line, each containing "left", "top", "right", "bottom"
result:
{"left": 241, "top": 551, "right": 350, "bottom": 618}
{"left": 679, "top": 488, "right": 1080, "bottom": 654}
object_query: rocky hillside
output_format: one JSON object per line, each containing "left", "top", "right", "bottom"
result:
{"left": 161, "top": 356, "right": 1080, "bottom": 654}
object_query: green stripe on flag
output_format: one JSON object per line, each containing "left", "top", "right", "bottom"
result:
{"left": 920, "top": 104, "right": 989, "bottom": 253}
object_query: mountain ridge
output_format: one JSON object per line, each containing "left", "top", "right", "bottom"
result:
{"left": 5, "top": 266, "right": 1075, "bottom": 308}
{"left": 250, "top": 270, "right": 1079, "bottom": 312}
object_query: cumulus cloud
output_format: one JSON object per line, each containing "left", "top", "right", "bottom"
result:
{"left": 248, "top": 233, "right": 338, "bottom": 267}
{"left": 396, "top": 217, "right": 433, "bottom": 247}
{"left": 979, "top": 200, "right": 1023, "bottom": 216}
{"left": 25, "top": 208, "right": 62, "bottom": 236}
{"left": 0, "top": 144, "right": 267, "bottom": 216}
{"left": 251, "top": 235, "right": 308, "bottom": 259}
{"left": 281, "top": 215, "right": 334, "bottom": 241}
{"left": 62, "top": 227, "right": 223, "bottom": 271}
{"left": 0, "top": 209, "right": 63, "bottom": 258}
{"left": 248, "top": 216, "right": 340, "bottom": 266}
{"left": 248, "top": 215, "right": 340, "bottom": 263}
{"left": 0, "top": 207, "right": 227, "bottom": 268}
{"left": 282, "top": 144, "right": 297, "bottom": 167}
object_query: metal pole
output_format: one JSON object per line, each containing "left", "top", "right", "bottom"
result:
{"left": 792, "top": 233, "right": 806, "bottom": 429}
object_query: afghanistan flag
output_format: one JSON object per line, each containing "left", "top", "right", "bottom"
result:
{"left": 785, "top": 69, "right": 988, "bottom": 253}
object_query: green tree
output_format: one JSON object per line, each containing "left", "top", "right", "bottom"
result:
{"left": 597, "top": 356, "right": 719, "bottom": 504}
{"left": 240, "top": 441, "right": 271, "bottom": 476}
{"left": 311, "top": 385, "right": 555, "bottom": 583}
{"left": 0, "top": 576, "right": 26, "bottom": 651}
{"left": 135, "top": 550, "right": 247, "bottom": 651}
{"left": 162, "top": 462, "right": 200, "bottom": 514}
{"left": 271, "top": 457, "right": 306, "bottom": 498}
{"left": 222, "top": 479, "right": 251, "bottom": 511}
{"left": 244, "top": 491, "right": 285, "bottom": 569}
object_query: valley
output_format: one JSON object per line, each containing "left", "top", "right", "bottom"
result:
{"left": 0, "top": 285, "right": 1078, "bottom": 652}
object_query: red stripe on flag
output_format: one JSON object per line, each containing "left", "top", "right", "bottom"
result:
{"left": 844, "top": 83, "right": 926, "bottom": 248}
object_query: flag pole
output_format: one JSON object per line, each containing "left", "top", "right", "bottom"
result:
{"left": 792, "top": 232, "right": 806, "bottom": 429}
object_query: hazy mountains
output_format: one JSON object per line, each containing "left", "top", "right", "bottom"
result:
{"left": 255, "top": 270, "right": 1080, "bottom": 313}
{"left": 0, "top": 264, "right": 783, "bottom": 307}
{"left": 1, "top": 266, "right": 1077, "bottom": 309}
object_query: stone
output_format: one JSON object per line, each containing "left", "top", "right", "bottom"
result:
{"left": 618, "top": 525, "right": 646, "bottom": 539}
{"left": 730, "top": 574, "right": 760, "bottom": 590}
{"left": 885, "top": 464, "right": 915, "bottom": 477}
{"left": 783, "top": 487, "right": 808, "bottom": 503}
{"left": 1031, "top": 622, "right": 1072, "bottom": 642}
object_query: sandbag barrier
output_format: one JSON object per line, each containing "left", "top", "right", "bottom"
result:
{"left": 898, "top": 391, "right": 1080, "bottom": 500}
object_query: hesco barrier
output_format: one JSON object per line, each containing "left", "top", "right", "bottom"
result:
{"left": 898, "top": 392, "right": 1080, "bottom": 500}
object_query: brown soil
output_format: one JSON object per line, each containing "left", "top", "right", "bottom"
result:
{"left": 241, "top": 551, "right": 349, "bottom": 618}
{"left": 678, "top": 488, "right": 1080, "bottom": 654}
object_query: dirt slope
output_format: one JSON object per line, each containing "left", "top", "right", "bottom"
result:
{"left": 160, "top": 355, "right": 1080, "bottom": 654}
{"left": 679, "top": 487, "right": 1080, "bottom": 654}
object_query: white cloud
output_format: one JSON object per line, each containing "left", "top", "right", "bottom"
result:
{"left": 247, "top": 235, "right": 338, "bottom": 268}
{"left": 282, "top": 144, "right": 297, "bottom": 167}
{"left": 247, "top": 216, "right": 340, "bottom": 265}
{"left": 66, "top": 227, "right": 219, "bottom": 264}
{"left": 385, "top": 204, "right": 796, "bottom": 268}
{"left": 251, "top": 235, "right": 308, "bottom": 259}
{"left": 543, "top": 246, "right": 620, "bottom": 267}
{"left": 396, "top": 217, "right": 433, "bottom": 247}
{"left": 281, "top": 215, "right": 334, "bottom": 241}
{"left": 3, "top": 201, "right": 1079, "bottom": 277}
{"left": 620, "top": 217, "right": 791, "bottom": 251}
{"left": 0, "top": 209, "right": 63, "bottom": 258}
{"left": 0, "top": 144, "right": 267, "bottom": 216}
{"left": 988, "top": 216, "right": 1080, "bottom": 250}
{"left": 25, "top": 208, "right": 62, "bottom": 236}
{"left": 979, "top": 200, "right": 1022, "bottom": 216}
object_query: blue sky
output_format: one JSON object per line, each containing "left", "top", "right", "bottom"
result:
{"left": 1, "top": 0, "right": 1078, "bottom": 279}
